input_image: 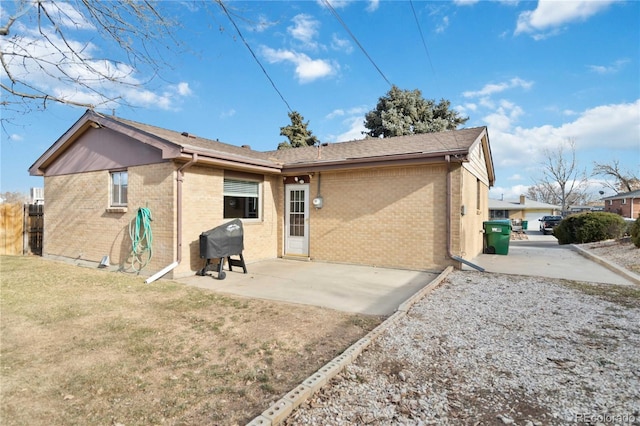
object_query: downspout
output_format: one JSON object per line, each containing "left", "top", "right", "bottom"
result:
{"left": 445, "top": 155, "right": 485, "bottom": 272}
{"left": 145, "top": 153, "right": 198, "bottom": 284}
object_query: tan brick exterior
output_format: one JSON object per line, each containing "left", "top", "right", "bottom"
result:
{"left": 43, "top": 163, "right": 283, "bottom": 279}
{"left": 35, "top": 114, "right": 495, "bottom": 278}
{"left": 43, "top": 162, "right": 175, "bottom": 272}
{"left": 302, "top": 165, "right": 454, "bottom": 271}
{"left": 176, "top": 166, "right": 280, "bottom": 278}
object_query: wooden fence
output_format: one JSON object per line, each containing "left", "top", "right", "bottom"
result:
{"left": 0, "top": 203, "right": 43, "bottom": 256}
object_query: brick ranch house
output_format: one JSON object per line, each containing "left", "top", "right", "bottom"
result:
{"left": 602, "top": 189, "right": 640, "bottom": 219}
{"left": 29, "top": 110, "right": 495, "bottom": 279}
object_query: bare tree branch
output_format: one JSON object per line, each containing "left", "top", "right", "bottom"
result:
{"left": 530, "top": 139, "right": 591, "bottom": 212}
{"left": 592, "top": 160, "right": 640, "bottom": 193}
{"left": 1, "top": 0, "right": 182, "bottom": 115}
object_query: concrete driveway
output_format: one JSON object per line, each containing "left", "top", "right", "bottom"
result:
{"left": 177, "top": 259, "right": 440, "bottom": 316}
{"left": 467, "top": 231, "right": 635, "bottom": 285}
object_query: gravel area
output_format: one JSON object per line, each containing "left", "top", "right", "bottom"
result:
{"left": 578, "top": 240, "right": 640, "bottom": 275}
{"left": 285, "top": 270, "right": 640, "bottom": 425}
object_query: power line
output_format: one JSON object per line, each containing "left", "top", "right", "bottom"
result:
{"left": 321, "top": 0, "right": 393, "bottom": 87}
{"left": 216, "top": 0, "right": 293, "bottom": 113}
{"left": 409, "top": 0, "right": 436, "bottom": 77}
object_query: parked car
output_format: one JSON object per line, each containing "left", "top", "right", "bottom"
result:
{"left": 539, "top": 215, "right": 563, "bottom": 235}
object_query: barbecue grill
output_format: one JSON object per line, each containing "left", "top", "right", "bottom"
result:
{"left": 197, "top": 219, "right": 247, "bottom": 280}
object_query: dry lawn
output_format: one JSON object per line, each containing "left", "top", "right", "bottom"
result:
{"left": 0, "top": 256, "right": 382, "bottom": 425}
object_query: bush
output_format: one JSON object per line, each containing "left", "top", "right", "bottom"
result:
{"left": 554, "top": 212, "right": 627, "bottom": 245}
{"left": 631, "top": 215, "right": 640, "bottom": 248}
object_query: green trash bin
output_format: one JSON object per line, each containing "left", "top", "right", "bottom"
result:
{"left": 483, "top": 220, "right": 512, "bottom": 255}
{"left": 522, "top": 220, "right": 528, "bottom": 230}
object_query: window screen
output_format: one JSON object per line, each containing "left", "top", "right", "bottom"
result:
{"left": 224, "top": 179, "right": 259, "bottom": 219}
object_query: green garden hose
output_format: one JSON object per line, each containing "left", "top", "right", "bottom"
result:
{"left": 129, "top": 207, "right": 153, "bottom": 272}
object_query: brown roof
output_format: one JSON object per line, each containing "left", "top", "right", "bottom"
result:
{"left": 110, "top": 115, "right": 274, "bottom": 163}
{"left": 265, "top": 127, "right": 485, "bottom": 164}
{"left": 31, "top": 110, "right": 492, "bottom": 179}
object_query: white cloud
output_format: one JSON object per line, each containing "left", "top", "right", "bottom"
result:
{"left": 220, "top": 109, "right": 236, "bottom": 119}
{"left": 336, "top": 116, "right": 366, "bottom": 142}
{"left": 508, "top": 174, "right": 523, "bottom": 181}
{"left": 331, "top": 34, "right": 353, "bottom": 54}
{"left": 326, "top": 109, "right": 345, "bottom": 119}
{"left": 515, "top": 0, "right": 617, "bottom": 36}
{"left": 317, "top": 0, "right": 352, "bottom": 9}
{"left": 588, "top": 58, "right": 630, "bottom": 74}
{"left": 486, "top": 100, "right": 640, "bottom": 173}
{"left": 463, "top": 77, "right": 533, "bottom": 98}
{"left": 555, "top": 100, "right": 640, "bottom": 150}
{"left": 366, "top": 0, "right": 380, "bottom": 12}
{"left": 176, "top": 82, "right": 192, "bottom": 96}
{"left": 1, "top": 17, "right": 190, "bottom": 111}
{"left": 288, "top": 14, "right": 320, "bottom": 48}
{"left": 436, "top": 16, "right": 450, "bottom": 34}
{"left": 261, "top": 46, "right": 336, "bottom": 83}
{"left": 44, "top": 1, "right": 96, "bottom": 31}
{"left": 253, "top": 14, "right": 277, "bottom": 33}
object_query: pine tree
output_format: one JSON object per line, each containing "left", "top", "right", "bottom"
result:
{"left": 278, "top": 111, "right": 319, "bottom": 149}
{"left": 363, "top": 86, "right": 468, "bottom": 138}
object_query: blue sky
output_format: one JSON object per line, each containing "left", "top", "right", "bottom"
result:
{"left": 1, "top": 0, "right": 639, "bottom": 201}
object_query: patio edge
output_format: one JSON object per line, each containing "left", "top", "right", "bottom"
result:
{"left": 246, "top": 266, "right": 455, "bottom": 426}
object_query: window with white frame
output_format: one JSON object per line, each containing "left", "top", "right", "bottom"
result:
{"left": 110, "top": 170, "right": 128, "bottom": 206}
{"left": 622, "top": 198, "right": 627, "bottom": 204}
{"left": 223, "top": 178, "right": 259, "bottom": 219}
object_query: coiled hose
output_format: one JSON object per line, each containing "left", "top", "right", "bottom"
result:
{"left": 129, "top": 207, "right": 153, "bottom": 272}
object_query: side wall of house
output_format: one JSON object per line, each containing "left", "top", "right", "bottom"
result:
{"left": 43, "top": 162, "right": 175, "bottom": 272}
{"left": 458, "top": 166, "right": 488, "bottom": 259}
{"left": 177, "top": 166, "right": 280, "bottom": 278}
{"left": 306, "top": 164, "right": 454, "bottom": 271}
{"left": 605, "top": 199, "right": 640, "bottom": 219}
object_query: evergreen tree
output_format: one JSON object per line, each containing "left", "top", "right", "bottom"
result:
{"left": 364, "top": 85, "right": 468, "bottom": 138}
{"left": 278, "top": 111, "right": 319, "bottom": 149}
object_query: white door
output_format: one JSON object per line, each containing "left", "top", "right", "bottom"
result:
{"left": 285, "top": 184, "right": 309, "bottom": 256}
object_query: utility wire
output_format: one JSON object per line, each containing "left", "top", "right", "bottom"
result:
{"left": 216, "top": 0, "right": 293, "bottom": 112}
{"left": 409, "top": 0, "right": 436, "bottom": 77}
{"left": 321, "top": 0, "right": 392, "bottom": 87}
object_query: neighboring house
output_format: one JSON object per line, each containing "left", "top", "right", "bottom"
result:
{"left": 567, "top": 205, "right": 604, "bottom": 214}
{"left": 489, "top": 195, "right": 560, "bottom": 231}
{"left": 29, "top": 110, "right": 495, "bottom": 279}
{"left": 603, "top": 189, "right": 640, "bottom": 219}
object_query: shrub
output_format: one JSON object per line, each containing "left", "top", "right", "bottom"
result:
{"left": 554, "top": 212, "right": 627, "bottom": 245}
{"left": 631, "top": 215, "right": 640, "bottom": 248}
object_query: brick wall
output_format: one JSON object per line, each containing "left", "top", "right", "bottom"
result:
{"left": 176, "top": 166, "right": 280, "bottom": 278}
{"left": 306, "top": 165, "right": 454, "bottom": 271}
{"left": 605, "top": 199, "right": 640, "bottom": 219}
{"left": 43, "top": 162, "right": 175, "bottom": 272}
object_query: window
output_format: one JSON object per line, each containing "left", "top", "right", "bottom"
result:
{"left": 111, "top": 171, "right": 128, "bottom": 206}
{"left": 224, "top": 179, "right": 259, "bottom": 219}
{"left": 476, "top": 179, "right": 481, "bottom": 210}
{"left": 622, "top": 198, "right": 627, "bottom": 205}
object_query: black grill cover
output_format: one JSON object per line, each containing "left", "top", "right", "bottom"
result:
{"left": 199, "top": 219, "right": 244, "bottom": 259}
